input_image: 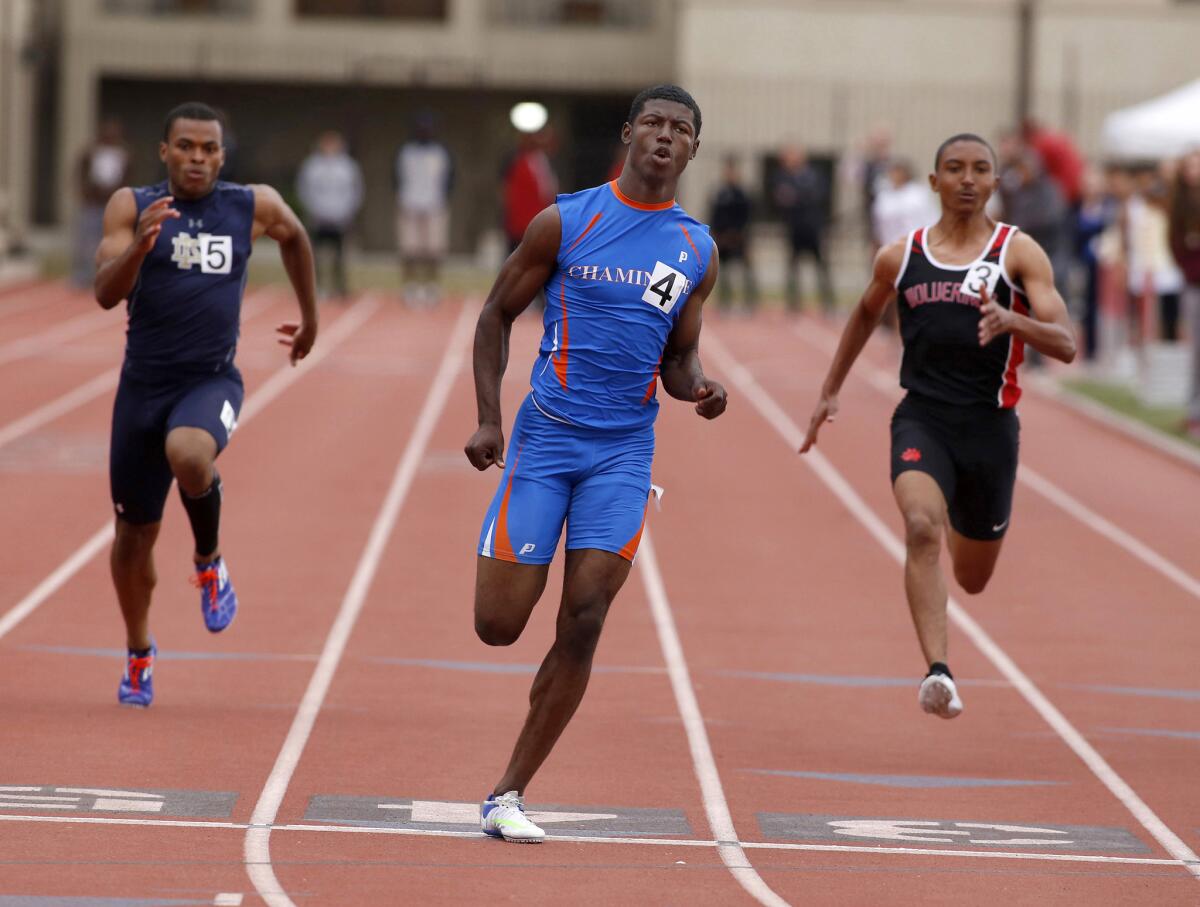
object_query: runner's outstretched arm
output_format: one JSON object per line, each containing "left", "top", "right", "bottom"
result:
{"left": 465, "top": 205, "right": 561, "bottom": 470}
{"left": 660, "top": 246, "right": 727, "bottom": 419}
{"left": 799, "top": 240, "right": 904, "bottom": 452}
{"left": 253, "top": 184, "right": 318, "bottom": 365}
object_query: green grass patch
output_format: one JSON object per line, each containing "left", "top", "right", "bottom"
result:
{"left": 1063, "top": 378, "right": 1198, "bottom": 447}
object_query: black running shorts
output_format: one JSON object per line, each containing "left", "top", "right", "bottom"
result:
{"left": 889, "top": 392, "right": 1019, "bottom": 541}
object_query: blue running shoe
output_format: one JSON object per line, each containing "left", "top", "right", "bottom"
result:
{"left": 118, "top": 642, "right": 156, "bottom": 708}
{"left": 192, "top": 556, "right": 238, "bottom": 633}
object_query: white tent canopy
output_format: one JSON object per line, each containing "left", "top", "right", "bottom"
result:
{"left": 1102, "top": 79, "right": 1200, "bottom": 161}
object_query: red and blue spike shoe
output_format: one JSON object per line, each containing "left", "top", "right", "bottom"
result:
{"left": 191, "top": 556, "right": 238, "bottom": 633}
{"left": 118, "top": 641, "right": 156, "bottom": 708}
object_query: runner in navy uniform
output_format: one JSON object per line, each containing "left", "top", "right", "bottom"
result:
{"left": 800, "top": 134, "right": 1075, "bottom": 718}
{"left": 94, "top": 102, "right": 317, "bottom": 707}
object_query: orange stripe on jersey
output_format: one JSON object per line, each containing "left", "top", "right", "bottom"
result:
{"left": 567, "top": 212, "right": 603, "bottom": 253}
{"left": 553, "top": 282, "right": 569, "bottom": 389}
{"left": 679, "top": 223, "right": 700, "bottom": 261}
{"left": 492, "top": 447, "right": 522, "bottom": 562}
{"left": 608, "top": 180, "right": 675, "bottom": 211}
{"left": 641, "top": 356, "right": 661, "bottom": 403}
{"left": 617, "top": 501, "right": 650, "bottom": 562}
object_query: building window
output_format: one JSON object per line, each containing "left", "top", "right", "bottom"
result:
{"left": 488, "top": 0, "right": 652, "bottom": 28}
{"left": 104, "top": 0, "right": 254, "bottom": 14}
{"left": 294, "top": 0, "right": 449, "bottom": 19}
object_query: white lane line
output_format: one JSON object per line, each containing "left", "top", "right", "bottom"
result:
{"left": 1025, "top": 372, "right": 1200, "bottom": 473}
{"left": 704, "top": 329, "right": 1200, "bottom": 881}
{"left": 0, "top": 295, "right": 381, "bottom": 644}
{"left": 0, "top": 309, "right": 115, "bottom": 367}
{"left": 637, "top": 530, "right": 791, "bottom": 907}
{"left": 792, "top": 321, "right": 1200, "bottom": 603}
{"left": 244, "top": 301, "right": 475, "bottom": 907}
{"left": 0, "top": 291, "right": 279, "bottom": 454}
{"left": 0, "top": 813, "right": 1190, "bottom": 869}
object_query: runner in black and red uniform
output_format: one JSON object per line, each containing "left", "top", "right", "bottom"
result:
{"left": 800, "top": 134, "right": 1076, "bottom": 719}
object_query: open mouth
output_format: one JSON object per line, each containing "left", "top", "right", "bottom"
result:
{"left": 652, "top": 148, "right": 672, "bottom": 162}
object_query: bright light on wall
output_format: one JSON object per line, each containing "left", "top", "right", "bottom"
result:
{"left": 509, "top": 102, "right": 549, "bottom": 134}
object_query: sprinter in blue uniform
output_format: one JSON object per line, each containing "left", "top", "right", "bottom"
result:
{"left": 465, "top": 85, "right": 727, "bottom": 843}
{"left": 94, "top": 102, "right": 318, "bottom": 707}
{"left": 800, "top": 134, "right": 1076, "bottom": 720}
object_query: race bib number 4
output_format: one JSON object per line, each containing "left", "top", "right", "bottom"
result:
{"left": 960, "top": 261, "right": 1001, "bottom": 300}
{"left": 641, "top": 260, "right": 687, "bottom": 314}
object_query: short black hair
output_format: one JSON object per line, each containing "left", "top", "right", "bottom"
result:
{"left": 934, "top": 133, "right": 996, "bottom": 170}
{"left": 163, "top": 102, "right": 223, "bottom": 141}
{"left": 628, "top": 84, "right": 702, "bottom": 137}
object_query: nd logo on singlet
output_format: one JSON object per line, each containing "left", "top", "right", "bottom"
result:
{"left": 170, "top": 232, "right": 233, "bottom": 275}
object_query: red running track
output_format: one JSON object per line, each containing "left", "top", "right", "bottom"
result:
{"left": 0, "top": 285, "right": 1197, "bottom": 906}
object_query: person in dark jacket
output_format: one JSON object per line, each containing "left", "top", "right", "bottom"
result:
{"left": 709, "top": 155, "right": 757, "bottom": 313}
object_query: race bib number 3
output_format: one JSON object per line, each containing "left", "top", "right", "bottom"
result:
{"left": 199, "top": 234, "right": 233, "bottom": 275}
{"left": 641, "top": 260, "right": 687, "bottom": 314}
{"left": 960, "top": 261, "right": 1001, "bottom": 300}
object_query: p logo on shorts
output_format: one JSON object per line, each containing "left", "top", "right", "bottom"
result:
{"left": 220, "top": 400, "right": 237, "bottom": 438}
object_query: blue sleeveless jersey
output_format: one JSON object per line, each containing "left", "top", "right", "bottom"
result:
{"left": 124, "top": 180, "right": 255, "bottom": 377}
{"left": 530, "top": 181, "right": 714, "bottom": 431}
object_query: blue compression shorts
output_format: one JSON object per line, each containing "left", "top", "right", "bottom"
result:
{"left": 477, "top": 394, "right": 654, "bottom": 565}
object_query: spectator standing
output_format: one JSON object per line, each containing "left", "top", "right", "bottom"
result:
{"left": 72, "top": 118, "right": 129, "bottom": 288}
{"left": 395, "top": 113, "right": 454, "bottom": 307}
{"left": 1127, "top": 169, "right": 1183, "bottom": 341}
{"left": 709, "top": 155, "right": 757, "bottom": 313}
{"left": 1168, "top": 149, "right": 1200, "bottom": 437}
{"left": 1075, "top": 167, "right": 1116, "bottom": 361}
{"left": 872, "top": 158, "right": 938, "bottom": 247}
{"left": 297, "top": 131, "right": 363, "bottom": 300}
{"left": 502, "top": 127, "right": 557, "bottom": 255}
{"left": 774, "top": 145, "right": 834, "bottom": 314}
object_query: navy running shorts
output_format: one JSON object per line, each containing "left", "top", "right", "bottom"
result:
{"left": 889, "top": 392, "right": 1019, "bottom": 541}
{"left": 109, "top": 365, "right": 244, "bottom": 524}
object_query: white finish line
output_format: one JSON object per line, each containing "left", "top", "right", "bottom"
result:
{"left": 0, "top": 812, "right": 1192, "bottom": 870}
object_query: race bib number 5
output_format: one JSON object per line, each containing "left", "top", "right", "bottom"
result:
{"left": 642, "top": 260, "right": 687, "bottom": 314}
{"left": 198, "top": 234, "right": 233, "bottom": 275}
{"left": 960, "top": 261, "right": 1001, "bottom": 300}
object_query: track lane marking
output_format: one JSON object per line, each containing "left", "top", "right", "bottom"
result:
{"left": 0, "top": 295, "right": 382, "bottom": 643}
{"left": 0, "top": 813, "right": 1192, "bottom": 870}
{"left": 637, "top": 530, "right": 791, "bottom": 907}
{"left": 703, "top": 328, "right": 1200, "bottom": 881}
{"left": 793, "top": 320, "right": 1200, "bottom": 602}
{"left": 243, "top": 301, "right": 475, "bottom": 907}
{"left": 0, "top": 290, "right": 280, "bottom": 453}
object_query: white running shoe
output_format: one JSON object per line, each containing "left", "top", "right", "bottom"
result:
{"left": 480, "top": 790, "right": 546, "bottom": 843}
{"left": 918, "top": 672, "right": 963, "bottom": 719}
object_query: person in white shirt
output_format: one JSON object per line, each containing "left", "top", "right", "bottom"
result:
{"left": 297, "top": 131, "right": 364, "bottom": 300}
{"left": 395, "top": 113, "right": 454, "bottom": 307}
{"left": 872, "top": 159, "right": 939, "bottom": 247}
{"left": 73, "top": 119, "right": 130, "bottom": 288}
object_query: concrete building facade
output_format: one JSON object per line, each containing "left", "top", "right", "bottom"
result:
{"left": 27, "top": 0, "right": 1200, "bottom": 257}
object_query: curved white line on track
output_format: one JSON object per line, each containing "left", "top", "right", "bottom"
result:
{"left": 0, "top": 295, "right": 381, "bottom": 643}
{"left": 637, "top": 530, "right": 791, "bottom": 907}
{"left": 244, "top": 301, "right": 475, "bottom": 907}
{"left": 793, "top": 321, "right": 1200, "bottom": 603}
{"left": 704, "top": 329, "right": 1200, "bottom": 881}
